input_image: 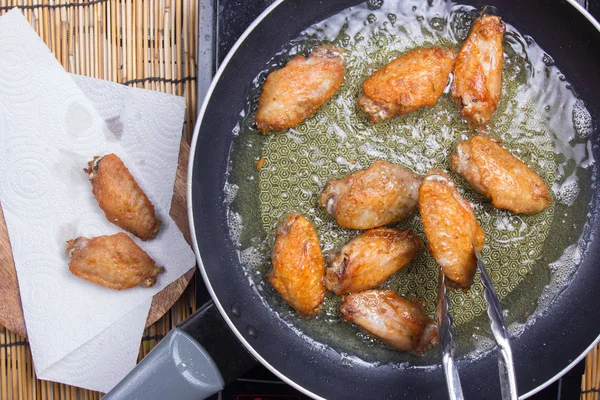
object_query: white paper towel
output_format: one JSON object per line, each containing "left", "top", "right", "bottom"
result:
{"left": 0, "top": 9, "right": 195, "bottom": 391}
{"left": 40, "top": 299, "right": 153, "bottom": 392}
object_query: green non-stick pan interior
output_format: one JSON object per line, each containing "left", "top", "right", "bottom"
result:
{"left": 224, "top": 0, "right": 595, "bottom": 365}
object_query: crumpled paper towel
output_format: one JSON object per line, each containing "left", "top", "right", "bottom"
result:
{"left": 0, "top": 8, "right": 195, "bottom": 392}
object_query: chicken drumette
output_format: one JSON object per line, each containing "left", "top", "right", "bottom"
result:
{"left": 255, "top": 45, "right": 345, "bottom": 133}
{"left": 452, "top": 15, "right": 506, "bottom": 126}
{"left": 357, "top": 47, "right": 455, "bottom": 123}
{"left": 419, "top": 170, "right": 484, "bottom": 289}
{"left": 67, "top": 233, "right": 164, "bottom": 290}
{"left": 86, "top": 154, "right": 160, "bottom": 241}
{"left": 325, "top": 228, "right": 422, "bottom": 295}
{"left": 270, "top": 213, "right": 326, "bottom": 317}
{"left": 319, "top": 161, "right": 422, "bottom": 230}
{"left": 451, "top": 135, "right": 552, "bottom": 214}
{"left": 340, "top": 290, "right": 438, "bottom": 354}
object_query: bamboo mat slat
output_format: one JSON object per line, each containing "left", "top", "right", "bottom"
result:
{"left": 582, "top": 344, "right": 600, "bottom": 400}
{"left": 0, "top": 0, "right": 198, "bottom": 398}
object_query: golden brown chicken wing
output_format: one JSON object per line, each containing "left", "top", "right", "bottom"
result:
{"left": 269, "top": 213, "right": 326, "bottom": 317}
{"left": 451, "top": 135, "right": 552, "bottom": 214}
{"left": 255, "top": 45, "right": 345, "bottom": 133}
{"left": 325, "top": 228, "right": 422, "bottom": 295}
{"left": 340, "top": 290, "right": 438, "bottom": 354}
{"left": 357, "top": 47, "right": 455, "bottom": 123}
{"left": 452, "top": 15, "right": 505, "bottom": 126}
{"left": 66, "top": 232, "right": 164, "bottom": 290}
{"left": 319, "top": 161, "right": 422, "bottom": 230}
{"left": 85, "top": 154, "right": 160, "bottom": 241}
{"left": 419, "top": 170, "right": 484, "bottom": 289}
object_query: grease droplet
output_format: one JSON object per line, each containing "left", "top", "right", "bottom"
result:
{"left": 366, "top": 0, "right": 383, "bottom": 10}
{"left": 247, "top": 325, "right": 258, "bottom": 337}
{"left": 542, "top": 54, "right": 554, "bottom": 66}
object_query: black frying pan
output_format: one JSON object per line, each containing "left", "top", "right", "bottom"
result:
{"left": 106, "top": 1, "right": 600, "bottom": 399}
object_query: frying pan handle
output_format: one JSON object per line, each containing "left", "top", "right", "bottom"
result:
{"left": 103, "top": 301, "right": 258, "bottom": 399}
{"left": 102, "top": 327, "right": 224, "bottom": 400}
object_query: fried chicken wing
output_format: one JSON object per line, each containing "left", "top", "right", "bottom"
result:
{"left": 451, "top": 135, "right": 552, "bottom": 214}
{"left": 340, "top": 290, "right": 438, "bottom": 354}
{"left": 419, "top": 170, "right": 484, "bottom": 289}
{"left": 85, "top": 154, "right": 160, "bottom": 241}
{"left": 452, "top": 15, "right": 505, "bottom": 126}
{"left": 255, "top": 45, "right": 345, "bottom": 133}
{"left": 319, "top": 161, "right": 422, "bottom": 230}
{"left": 270, "top": 213, "right": 326, "bottom": 317}
{"left": 325, "top": 228, "right": 422, "bottom": 295}
{"left": 66, "top": 233, "right": 164, "bottom": 290}
{"left": 357, "top": 47, "right": 455, "bottom": 123}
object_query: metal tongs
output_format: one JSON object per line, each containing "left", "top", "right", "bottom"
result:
{"left": 437, "top": 250, "right": 519, "bottom": 400}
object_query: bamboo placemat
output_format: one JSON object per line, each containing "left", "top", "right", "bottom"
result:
{"left": 0, "top": 0, "right": 198, "bottom": 398}
{"left": 0, "top": 0, "right": 198, "bottom": 140}
{"left": 0, "top": 1, "right": 598, "bottom": 399}
{"left": 583, "top": 344, "right": 600, "bottom": 400}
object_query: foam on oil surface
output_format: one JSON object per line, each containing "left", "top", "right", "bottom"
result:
{"left": 225, "top": 0, "right": 596, "bottom": 366}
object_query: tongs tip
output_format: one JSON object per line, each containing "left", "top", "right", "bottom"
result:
{"left": 437, "top": 250, "right": 519, "bottom": 400}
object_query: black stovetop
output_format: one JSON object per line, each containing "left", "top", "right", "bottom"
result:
{"left": 199, "top": 1, "right": 598, "bottom": 398}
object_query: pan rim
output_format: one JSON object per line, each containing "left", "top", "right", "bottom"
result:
{"left": 187, "top": 1, "right": 600, "bottom": 399}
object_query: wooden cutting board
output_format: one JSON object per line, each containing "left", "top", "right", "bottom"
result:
{"left": 0, "top": 139, "right": 195, "bottom": 337}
